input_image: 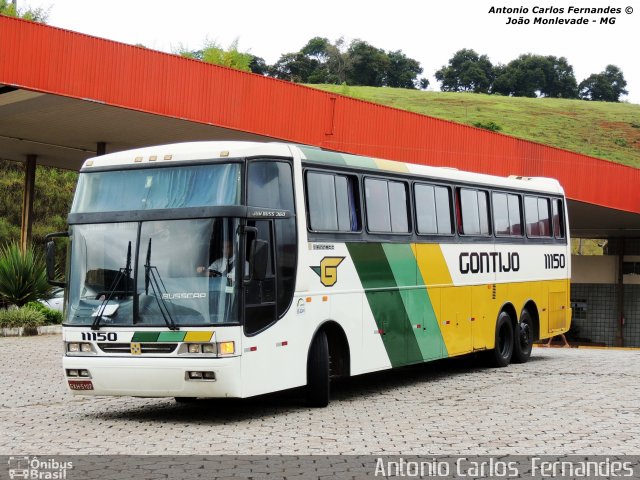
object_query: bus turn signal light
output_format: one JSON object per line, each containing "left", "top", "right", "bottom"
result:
{"left": 218, "top": 341, "right": 235, "bottom": 355}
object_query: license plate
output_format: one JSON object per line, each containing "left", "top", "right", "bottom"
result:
{"left": 68, "top": 380, "right": 94, "bottom": 391}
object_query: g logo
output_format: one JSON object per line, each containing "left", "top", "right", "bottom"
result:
{"left": 311, "top": 257, "right": 345, "bottom": 287}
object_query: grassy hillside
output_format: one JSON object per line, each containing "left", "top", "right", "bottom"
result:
{"left": 309, "top": 85, "right": 640, "bottom": 168}
{"left": 0, "top": 160, "right": 76, "bottom": 248}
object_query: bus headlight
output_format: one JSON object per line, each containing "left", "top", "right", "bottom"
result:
{"left": 66, "top": 342, "right": 95, "bottom": 355}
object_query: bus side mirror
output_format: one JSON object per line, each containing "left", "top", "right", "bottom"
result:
{"left": 45, "top": 232, "right": 68, "bottom": 288}
{"left": 251, "top": 239, "right": 269, "bottom": 281}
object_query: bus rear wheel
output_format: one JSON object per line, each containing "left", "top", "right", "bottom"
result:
{"left": 306, "top": 330, "right": 330, "bottom": 408}
{"left": 512, "top": 309, "right": 534, "bottom": 364}
{"left": 488, "top": 311, "right": 514, "bottom": 368}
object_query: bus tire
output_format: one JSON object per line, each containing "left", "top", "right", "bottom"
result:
{"left": 306, "top": 330, "right": 330, "bottom": 408}
{"left": 512, "top": 309, "right": 534, "bottom": 364}
{"left": 488, "top": 311, "right": 514, "bottom": 368}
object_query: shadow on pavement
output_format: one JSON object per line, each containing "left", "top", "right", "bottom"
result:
{"left": 91, "top": 351, "right": 549, "bottom": 424}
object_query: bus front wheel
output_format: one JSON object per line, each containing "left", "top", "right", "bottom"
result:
{"left": 512, "top": 309, "right": 534, "bottom": 363}
{"left": 488, "top": 311, "right": 514, "bottom": 368}
{"left": 306, "top": 330, "right": 330, "bottom": 408}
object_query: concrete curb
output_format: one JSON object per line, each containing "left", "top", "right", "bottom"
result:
{"left": 0, "top": 325, "right": 62, "bottom": 337}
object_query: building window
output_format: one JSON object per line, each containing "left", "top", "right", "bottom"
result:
{"left": 365, "top": 178, "right": 409, "bottom": 233}
{"left": 414, "top": 184, "right": 453, "bottom": 235}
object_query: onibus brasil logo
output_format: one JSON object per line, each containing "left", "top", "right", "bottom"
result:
{"left": 310, "top": 257, "right": 345, "bottom": 287}
{"left": 8, "top": 456, "right": 73, "bottom": 479}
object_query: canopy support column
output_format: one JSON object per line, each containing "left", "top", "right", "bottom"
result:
{"left": 20, "top": 154, "right": 36, "bottom": 252}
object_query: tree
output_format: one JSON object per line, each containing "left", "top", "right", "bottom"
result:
{"left": 345, "top": 40, "right": 389, "bottom": 87}
{"left": 324, "top": 37, "right": 351, "bottom": 84}
{"left": 301, "top": 37, "right": 332, "bottom": 63}
{"left": 175, "top": 39, "right": 253, "bottom": 72}
{"left": 268, "top": 52, "right": 319, "bottom": 82}
{"left": 435, "top": 49, "right": 494, "bottom": 93}
{"left": 492, "top": 54, "right": 550, "bottom": 97}
{"left": 0, "top": 0, "right": 49, "bottom": 22}
{"left": 579, "top": 65, "right": 628, "bottom": 102}
{"left": 542, "top": 56, "right": 578, "bottom": 98}
{"left": 249, "top": 56, "right": 267, "bottom": 75}
{"left": 492, "top": 54, "right": 579, "bottom": 98}
{"left": 385, "top": 50, "right": 423, "bottom": 89}
{"left": 419, "top": 78, "right": 430, "bottom": 90}
{"left": 267, "top": 37, "right": 422, "bottom": 88}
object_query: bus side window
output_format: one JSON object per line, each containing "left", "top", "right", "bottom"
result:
{"left": 552, "top": 198, "right": 565, "bottom": 239}
{"left": 525, "top": 196, "right": 552, "bottom": 238}
{"left": 364, "top": 178, "right": 409, "bottom": 234}
{"left": 415, "top": 184, "right": 453, "bottom": 235}
{"left": 459, "top": 188, "right": 490, "bottom": 236}
{"left": 306, "top": 172, "right": 360, "bottom": 232}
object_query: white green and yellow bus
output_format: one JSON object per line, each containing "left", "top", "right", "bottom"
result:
{"left": 47, "top": 141, "right": 571, "bottom": 407}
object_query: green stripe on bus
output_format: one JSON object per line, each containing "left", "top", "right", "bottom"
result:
{"left": 382, "top": 244, "right": 447, "bottom": 361}
{"left": 347, "top": 243, "right": 422, "bottom": 368}
{"left": 299, "top": 146, "right": 377, "bottom": 169}
{"left": 131, "top": 331, "right": 160, "bottom": 342}
{"left": 157, "top": 331, "right": 186, "bottom": 342}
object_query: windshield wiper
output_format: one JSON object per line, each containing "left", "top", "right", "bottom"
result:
{"left": 143, "top": 237, "right": 179, "bottom": 330}
{"left": 92, "top": 241, "right": 132, "bottom": 330}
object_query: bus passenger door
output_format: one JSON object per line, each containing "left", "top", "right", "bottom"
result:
{"left": 243, "top": 219, "right": 277, "bottom": 335}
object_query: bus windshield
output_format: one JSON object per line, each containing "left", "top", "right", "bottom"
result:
{"left": 71, "top": 163, "right": 241, "bottom": 213}
{"left": 66, "top": 218, "right": 241, "bottom": 327}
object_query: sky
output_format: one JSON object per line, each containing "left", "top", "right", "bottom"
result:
{"left": 20, "top": 0, "right": 640, "bottom": 104}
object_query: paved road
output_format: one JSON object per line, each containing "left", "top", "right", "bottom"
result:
{"left": 1, "top": 335, "right": 638, "bottom": 455}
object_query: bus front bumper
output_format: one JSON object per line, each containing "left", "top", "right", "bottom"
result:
{"left": 63, "top": 356, "right": 242, "bottom": 398}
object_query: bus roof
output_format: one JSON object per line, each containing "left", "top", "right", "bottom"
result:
{"left": 298, "top": 145, "right": 564, "bottom": 195}
{"left": 81, "top": 141, "right": 564, "bottom": 195}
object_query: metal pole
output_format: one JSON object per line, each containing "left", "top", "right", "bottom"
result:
{"left": 20, "top": 154, "right": 36, "bottom": 253}
{"left": 616, "top": 238, "right": 625, "bottom": 347}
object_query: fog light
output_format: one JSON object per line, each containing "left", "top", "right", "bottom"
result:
{"left": 188, "top": 344, "right": 201, "bottom": 354}
{"left": 202, "top": 371, "right": 216, "bottom": 380}
{"left": 67, "top": 369, "right": 78, "bottom": 377}
{"left": 68, "top": 343, "right": 80, "bottom": 353}
{"left": 202, "top": 344, "right": 215, "bottom": 353}
{"left": 188, "top": 371, "right": 203, "bottom": 379}
{"left": 81, "top": 343, "right": 92, "bottom": 353}
{"left": 218, "top": 341, "right": 235, "bottom": 355}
